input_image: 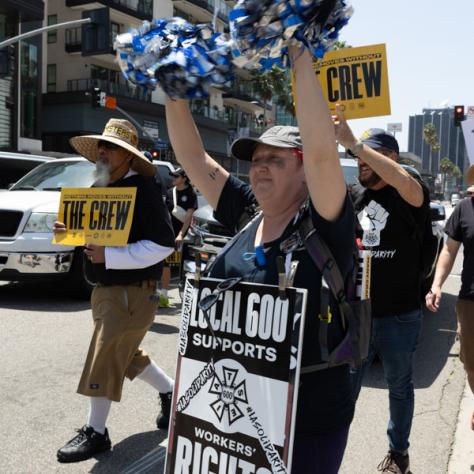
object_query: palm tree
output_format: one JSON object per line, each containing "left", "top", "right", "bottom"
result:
{"left": 423, "top": 123, "right": 441, "bottom": 153}
{"left": 439, "top": 157, "right": 455, "bottom": 197}
{"left": 251, "top": 66, "right": 291, "bottom": 124}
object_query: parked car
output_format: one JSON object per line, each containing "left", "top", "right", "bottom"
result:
{"left": 0, "top": 151, "right": 56, "bottom": 189}
{"left": 178, "top": 194, "right": 233, "bottom": 286}
{"left": 0, "top": 157, "right": 176, "bottom": 298}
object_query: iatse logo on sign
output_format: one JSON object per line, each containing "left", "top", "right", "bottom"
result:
{"left": 209, "top": 366, "right": 248, "bottom": 425}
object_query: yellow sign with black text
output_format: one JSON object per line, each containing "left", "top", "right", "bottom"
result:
{"left": 53, "top": 188, "right": 136, "bottom": 246}
{"left": 291, "top": 43, "right": 391, "bottom": 120}
{"left": 316, "top": 43, "right": 391, "bottom": 119}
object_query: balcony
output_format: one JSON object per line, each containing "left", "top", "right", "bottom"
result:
{"left": 66, "top": 0, "right": 153, "bottom": 21}
{"left": 67, "top": 78, "right": 152, "bottom": 103}
{"left": 189, "top": 101, "right": 264, "bottom": 135}
{"left": 223, "top": 80, "right": 262, "bottom": 106}
{"left": 174, "top": 0, "right": 230, "bottom": 23}
{"left": 65, "top": 27, "right": 82, "bottom": 53}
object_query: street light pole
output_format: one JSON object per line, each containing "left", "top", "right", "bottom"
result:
{"left": 0, "top": 18, "right": 91, "bottom": 49}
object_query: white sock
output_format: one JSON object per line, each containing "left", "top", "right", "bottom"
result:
{"left": 137, "top": 361, "right": 174, "bottom": 393}
{"left": 87, "top": 397, "right": 112, "bottom": 434}
{"left": 161, "top": 289, "right": 168, "bottom": 298}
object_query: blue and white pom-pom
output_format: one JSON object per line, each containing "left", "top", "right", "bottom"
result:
{"left": 115, "top": 17, "right": 234, "bottom": 99}
{"left": 229, "top": 0, "right": 353, "bottom": 70}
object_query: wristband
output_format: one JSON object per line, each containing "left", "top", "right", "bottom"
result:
{"left": 347, "top": 141, "right": 363, "bottom": 157}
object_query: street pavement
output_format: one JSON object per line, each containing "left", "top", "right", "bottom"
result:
{"left": 0, "top": 247, "right": 472, "bottom": 473}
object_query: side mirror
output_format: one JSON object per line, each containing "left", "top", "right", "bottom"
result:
{"left": 430, "top": 205, "right": 445, "bottom": 222}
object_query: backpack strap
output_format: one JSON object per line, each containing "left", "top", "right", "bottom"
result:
{"left": 298, "top": 215, "right": 355, "bottom": 370}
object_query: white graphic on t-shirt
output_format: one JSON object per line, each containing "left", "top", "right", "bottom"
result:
{"left": 359, "top": 200, "right": 389, "bottom": 247}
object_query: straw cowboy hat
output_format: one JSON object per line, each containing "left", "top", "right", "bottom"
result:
{"left": 70, "top": 119, "right": 155, "bottom": 177}
{"left": 466, "top": 164, "right": 474, "bottom": 186}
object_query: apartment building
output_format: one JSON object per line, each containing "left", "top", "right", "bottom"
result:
{"left": 0, "top": 0, "right": 45, "bottom": 152}
{"left": 42, "top": 0, "right": 268, "bottom": 169}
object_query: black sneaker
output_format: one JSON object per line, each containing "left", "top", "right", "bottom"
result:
{"left": 57, "top": 425, "right": 111, "bottom": 463}
{"left": 377, "top": 450, "right": 410, "bottom": 474}
{"left": 156, "top": 391, "right": 172, "bottom": 430}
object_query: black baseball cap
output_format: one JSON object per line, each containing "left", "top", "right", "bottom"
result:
{"left": 359, "top": 128, "right": 399, "bottom": 154}
{"left": 170, "top": 167, "right": 187, "bottom": 178}
{"left": 231, "top": 126, "right": 302, "bottom": 161}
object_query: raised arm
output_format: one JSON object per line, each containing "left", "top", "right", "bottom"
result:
{"left": 291, "top": 48, "right": 346, "bottom": 222}
{"left": 165, "top": 98, "right": 229, "bottom": 209}
{"left": 334, "top": 105, "right": 424, "bottom": 207}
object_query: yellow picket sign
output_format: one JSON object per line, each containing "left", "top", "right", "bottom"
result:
{"left": 165, "top": 251, "right": 182, "bottom": 265}
{"left": 292, "top": 43, "right": 391, "bottom": 120}
{"left": 52, "top": 187, "right": 136, "bottom": 246}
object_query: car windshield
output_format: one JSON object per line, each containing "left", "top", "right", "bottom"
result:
{"left": 10, "top": 160, "right": 96, "bottom": 191}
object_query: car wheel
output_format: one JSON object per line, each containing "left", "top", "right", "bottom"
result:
{"left": 68, "top": 247, "right": 94, "bottom": 299}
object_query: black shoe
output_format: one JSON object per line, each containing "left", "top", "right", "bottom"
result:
{"left": 57, "top": 425, "right": 111, "bottom": 463}
{"left": 377, "top": 450, "right": 410, "bottom": 474}
{"left": 156, "top": 391, "right": 172, "bottom": 430}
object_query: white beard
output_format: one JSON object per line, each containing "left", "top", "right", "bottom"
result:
{"left": 94, "top": 159, "right": 111, "bottom": 186}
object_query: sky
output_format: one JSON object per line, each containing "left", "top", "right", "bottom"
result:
{"left": 337, "top": 0, "right": 474, "bottom": 152}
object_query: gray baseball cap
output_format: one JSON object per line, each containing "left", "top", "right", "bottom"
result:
{"left": 231, "top": 126, "right": 302, "bottom": 161}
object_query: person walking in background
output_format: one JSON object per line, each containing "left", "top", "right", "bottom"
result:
{"left": 334, "top": 108, "right": 430, "bottom": 474}
{"left": 164, "top": 46, "right": 357, "bottom": 474}
{"left": 54, "top": 119, "right": 176, "bottom": 463}
{"left": 426, "top": 163, "right": 474, "bottom": 431}
{"left": 158, "top": 168, "right": 197, "bottom": 308}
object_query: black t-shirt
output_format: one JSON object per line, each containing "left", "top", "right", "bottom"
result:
{"left": 211, "top": 175, "right": 356, "bottom": 436}
{"left": 166, "top": 185, "right": 198, "bottom": 235}
{"left": 86, "top": 174, "right": 175, "bottom": 285}
{"left": 444, "top": 197, "right": 474, "bottom": 300}
{"left": 356, "top": 184, "right": 430, "bottom": 317}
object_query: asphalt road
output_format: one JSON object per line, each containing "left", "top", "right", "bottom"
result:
{"left": 0, "top": 248, "right": 468, "bottom": 474}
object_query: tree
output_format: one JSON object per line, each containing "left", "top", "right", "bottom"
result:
{"left": 423, "top": 123, "right": 441, "bottom": 153}
{"left": 439, "top": 157, "right": 456, "bottom": 196}
{"left": 251, "top": 66, "right": 292, "bottom": 123}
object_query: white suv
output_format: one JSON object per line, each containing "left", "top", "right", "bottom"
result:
{"left": 0, "top": 157, "right": 175, "bottom": 298}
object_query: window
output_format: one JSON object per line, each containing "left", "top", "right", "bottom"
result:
{"left": 111, "top": 23, "right": 120, "bottom": 45}
{"left": 47, "top": 64, "right": 56, "bottom": 93}
{"left": 47, "top": 14, "right": 57, "bottom": 43}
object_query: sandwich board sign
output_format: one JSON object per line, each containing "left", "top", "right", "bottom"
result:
{"left": 165, "top": 277, "right": 307, "bottom": 473}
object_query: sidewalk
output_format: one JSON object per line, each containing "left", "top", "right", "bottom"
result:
{"left": 448, "top": 381, "right": 474, "bottom": 473}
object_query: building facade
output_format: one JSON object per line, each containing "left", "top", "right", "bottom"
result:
{"left": 42, "top": 0, "right": 268, "bottom": 170}
{"left": 0, "top": 0, "right": 45, "bottom": 152}
{"left": 408, "top": 107, "right": 467, "bottom": 177}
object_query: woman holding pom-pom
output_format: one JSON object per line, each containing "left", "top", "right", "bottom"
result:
{"left": 165, "top": 44, "right": 357, "bottom": 473}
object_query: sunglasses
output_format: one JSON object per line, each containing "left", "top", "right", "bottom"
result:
{"left": 198, "top": 277, "right": 242, "bottom": 313}
{"left": 97, "top": 140, "right": 121, "bottom": 151}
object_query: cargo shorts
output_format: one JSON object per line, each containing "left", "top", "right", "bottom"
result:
{"left": 77, "top": 281, "right": 157, "bottom": 402}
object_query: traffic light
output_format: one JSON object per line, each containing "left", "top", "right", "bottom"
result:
{"left": 82, "top": 8, "right": 110, "bottom": 56}
{"left": 150, "top": 149, "right": 159, "bottom": 160}
{"left": 91, "top": 87, "right": 103, "bottom": 108}
{"left": 454, "top": 105, "right": 465, "bottom": 126}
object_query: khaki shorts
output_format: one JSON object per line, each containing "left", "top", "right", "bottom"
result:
{"left": 456, "top": 299, "right": 474, "bottom": 373}
{"left": 77, "top": 282, "right": 157, "bottom": 402}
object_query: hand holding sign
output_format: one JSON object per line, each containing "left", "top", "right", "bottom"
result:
{"left": 53, "top": 221, "right": 67, "bottom": 235}
{"left": 84, "top": 244, "right": 105, "bottom": 264}
{"left": 333, "top": 103, "right": 358, "bottom": 150}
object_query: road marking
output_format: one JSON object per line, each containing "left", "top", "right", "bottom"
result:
{"left": 120, "top": 439, "right": 168, "bottom": 474}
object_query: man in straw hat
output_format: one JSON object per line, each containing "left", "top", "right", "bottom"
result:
{"left": 426, "top": 162, "right": 474, "bottom": 431}
{"left": 55, "top": 119, "right": 176, "bottom": 463}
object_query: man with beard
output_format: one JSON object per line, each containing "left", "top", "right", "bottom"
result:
{"left": 334, "top": 105, "right": 430, "bottom": 474}
{"left": 54, "top": 119, "right": 176, "bottom": 463}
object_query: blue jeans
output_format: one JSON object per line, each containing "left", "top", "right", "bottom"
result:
{"left": 351, "top": 308, "right": 422, "bottom": 452}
